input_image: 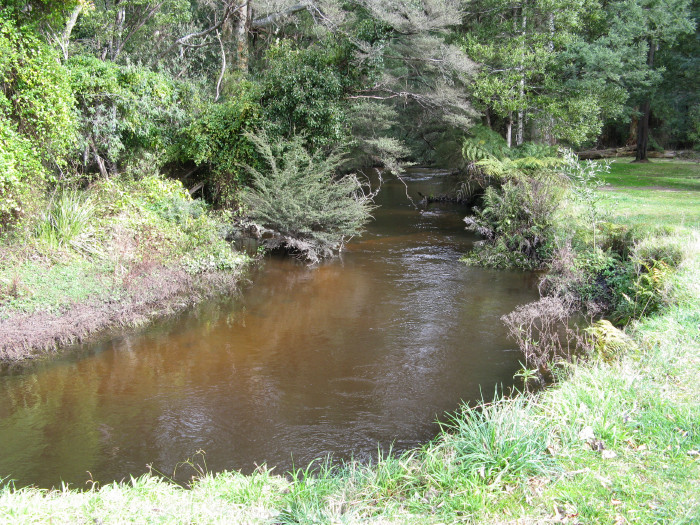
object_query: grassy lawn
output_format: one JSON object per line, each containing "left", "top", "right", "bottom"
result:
{"left": 600, "top": 158, "right": 700, "bottom": 229}
{"left": 603, "top": 158, "right": 700, "bottom": 191}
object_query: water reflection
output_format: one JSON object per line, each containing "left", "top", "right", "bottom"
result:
{"left": 0, "top": 169, "right": 538, "bottom": 488}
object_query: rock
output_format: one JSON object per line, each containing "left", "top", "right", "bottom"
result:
{"left": 578, "top": 426, "right": 595, "bottom": 441}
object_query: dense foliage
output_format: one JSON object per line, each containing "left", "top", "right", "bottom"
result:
{"left": 240, "top": 131, "right": 375, "bottom": 262}
{"left": 69, "top": 54, "right": 194, "bottom": 178}
{"left": 0, "top": 0, "right": 697, "bottom": 242}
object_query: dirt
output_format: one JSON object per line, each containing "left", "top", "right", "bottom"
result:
{"left": 0, "top": 265, "right": 246, "bottom": 362}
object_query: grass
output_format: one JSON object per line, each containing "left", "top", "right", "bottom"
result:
{"left": 0, "top": 173, "right": 249, "bottom": 358}
{"left": 0, "top": 161, "right": 698, "bottom": 522}
{"left": 599, "top": 158, "right": 700, "bottom": 229}
{"left": 0, "top": 258, "right": 117, "bottom": 318}
{"left": 603, "top": 158, "right": 700, "bottom": 191}
{"left": 34, "top": 191, "right": 98, "bottom": 253}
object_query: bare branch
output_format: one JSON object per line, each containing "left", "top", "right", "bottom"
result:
{"left": 157, "top": 1, "right": 241, "bottom": 61}
{"left": 215, "top": 30, "right": 226, "bottom": 102}
{"left": 251, "top": 3, "right": 306, "bottom": 28}
{"left": 114, "top": 1, "right": 165, "bottom": 60}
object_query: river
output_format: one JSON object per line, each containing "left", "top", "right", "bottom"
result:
{"left": 0, "top": 168, "right": 537, "bottom": 488}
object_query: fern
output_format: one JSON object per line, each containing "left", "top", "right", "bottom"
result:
{"left": 585, "top": 320, "right": 637, "bottom": 363}
{"left": 461, "top": 124, "right": 509, "bottom": 162}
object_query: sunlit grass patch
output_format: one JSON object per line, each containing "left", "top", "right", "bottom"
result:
{"left": 603, "top": 158, "right": 700, "bottom": 191}
{"left": 595, "top": 159, "right": 700, "bottom": 229}
{"left": 0, "top": 258, "right": 115, "bottom": 317}
{"left": 599, "top": 189, "right": 700, "bottom": 230}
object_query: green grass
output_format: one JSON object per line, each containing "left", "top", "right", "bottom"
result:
{"left": 603, "top": 158, "right": 700, "bottom": 191}
{"left": 598, "top": 159, "right": 700, "bottom": 229}
{"left": 0, "top": 162, "right": 697, "bottom": 523}
{"left": 0, "top": 258, "right": 118, "bottom": 318}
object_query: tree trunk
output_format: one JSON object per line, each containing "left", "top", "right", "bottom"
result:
{"left": 236, "top": 1, "right": 252, "bottom": 73}
{"left": 515, "top": 1, "right": 527, "bottom": 146}
{"left": 627, "top": 110, "right": 638, "bottom": 146}
{"left": 506, "top": 113, "right": 513, "bottom": 148}
{"left": 635, "top": 39, "right": 656, "bottom": 162}
{"left": 59, "top": 4, "right": 82, "bottom": 61}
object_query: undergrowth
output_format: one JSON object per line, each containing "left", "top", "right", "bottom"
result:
{"left": 0, "top": 174, "right": 248, "bottom": 357}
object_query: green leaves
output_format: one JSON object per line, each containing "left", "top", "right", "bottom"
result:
{"left": 240, "top": 131, "right": 376, "bottom": 263}
{"left": 0, "top": 15, "right": 77, "bottom": 227}
{"left": 259, "top": 40, "right": 353, "bottom": 150}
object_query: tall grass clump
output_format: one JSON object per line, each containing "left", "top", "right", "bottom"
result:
{"left": 34, "top": 190, "right": 98, "bottom": 254}
{"left": 440, "top": 396, "right": 556, "bottom": 484}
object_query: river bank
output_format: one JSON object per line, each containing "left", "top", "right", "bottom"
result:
{"left": 1, "top": 232, "right": 696, "bottom": 523}
{"left": 0, "top": 174, "right": 249, "bottom": 362}
{"left": 0, "top": 265, "right": 246, "bottom": 362}
{"left": 1, "top": 161, "right": 698, "bottom": 523}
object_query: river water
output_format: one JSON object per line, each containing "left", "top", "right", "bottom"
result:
{"left": 0, "top": 168, "right": 537, "bottom": 488}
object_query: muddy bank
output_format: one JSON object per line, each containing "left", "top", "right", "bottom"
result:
{"left": 0, "top": 264, "right": 248, "bottom": 363}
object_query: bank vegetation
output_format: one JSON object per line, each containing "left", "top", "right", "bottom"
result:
{"left": 0, "top": 0, "right": 698, "bottom": 522}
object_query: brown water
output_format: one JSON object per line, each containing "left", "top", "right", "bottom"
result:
{"left": 0, "top": 169, "right": 537, "bottom": 489}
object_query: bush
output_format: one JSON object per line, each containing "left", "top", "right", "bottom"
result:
{"left": 259, "top": 40, "right": 353, "bottom": 150}
{"left": 501, "top": 296, "right": 583, "bottom": 377}
{"left": 69, "top": 55, "right": 194, "bottom": 178}
{"left": 464, "top": 178, "right": 562, "bottom": 269}
{"left": 0, "top": 16, "right": 77, "bottom": 227}
{"left": 542, "top": 239, "right": 678, "bottom": 323}
{"left": 240, "top": 131, "right": 376, "bottom": 263}
{"left": 175, "top": 81, "right": 262, "bottom": 207}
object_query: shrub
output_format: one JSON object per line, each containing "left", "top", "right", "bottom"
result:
{"left": 612, "top": 260, "right": 674, "bottom": 323}
{"left": 560, "top": 149, "right": 609, "bottom": 247}
{"left": 464, "top": 178, "right": 562, "bottom": 269}
{"left": 542, "top": 240, "right": 678, "bottom": 323}
{"left": 0, "top": 16, "right": 77, "bottom": 227}
{"left": 175, "top": 81, "right": 262, "bottom": 207}
{"left": 240, "top": 131, "right": 376, "bottom": 263}
{"left": 69, "top": 55, "right": 193, "bottom": 178}
{"left": 501, "top": 296, "right": 584, "bottom": 377}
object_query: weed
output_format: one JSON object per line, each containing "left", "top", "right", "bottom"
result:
{"left": 34, "top": 190, "right": 100, "bottom": 256}
{"left": 441, "top": 396, "right": 557, "bottom": 485}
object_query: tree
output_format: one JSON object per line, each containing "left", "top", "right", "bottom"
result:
{"left": 248, "top": 1, "right": 476, "bottom": 167}
{"left": 651, "top": 1, "right": 700, "bottom": 149}
{"left": 0, "top": 13, "right": 77, "bottom": 226}
{"left": 609, "top": 0, "right": 696, "bottom": 160}
{"left": 460, "top": 0, "right": 626, "bottom": 148}
{"left": 578, "top": 0, "right": 694, "bottom": 158}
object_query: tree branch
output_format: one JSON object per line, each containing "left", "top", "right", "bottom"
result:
{"left": 251, "top": 4, "right": 307, "bottom": 28}
{"left": 157, "top": 1, "right": 241, "bottom": 61}
{"left": 215, "top": 30, "right": 226, "bottom": 102}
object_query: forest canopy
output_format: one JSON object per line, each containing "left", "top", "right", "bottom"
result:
{"left": 0, "top": 0, "right": 697, "bottom": 234}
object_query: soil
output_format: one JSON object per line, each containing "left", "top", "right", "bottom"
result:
{"left": 0, "top": 265, "right": 246, "bottom": 362}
